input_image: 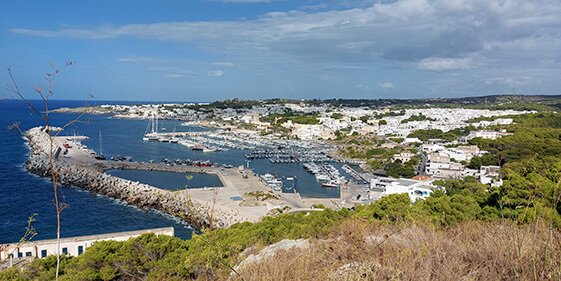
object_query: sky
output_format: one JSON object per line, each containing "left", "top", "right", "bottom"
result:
{"left": 1, "top": 0, "right": 560, "bottom": 102}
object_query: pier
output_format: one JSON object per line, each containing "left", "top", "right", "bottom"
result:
{"left": 342, "top": 164, "right": 373, "bottom": 183}
{"left": 144, "top": 131, "right": 212, "bottom": 138}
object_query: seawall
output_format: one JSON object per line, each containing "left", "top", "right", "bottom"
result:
{"left": 24, "top": 126, "right": 253, "bottom": 230}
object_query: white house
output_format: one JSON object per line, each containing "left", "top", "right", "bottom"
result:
{"left": 440, "top": 148, "right": 469, "bottom": 162}
{"left": 370, "top": 177, "right": 438, "bottom": 202}
{"left": 402, "top": 137, "right": 422, "bottom": 144}
{"left": 422, "top": 144, "right": 445, "bottom": 153}
{"left": 393, "top": 150, "right": 415, "bottom": 163}
{"left": 480, "top": 165, "right": 502, "bottom": 186}
{"left": 467, "top": 130, "right": 513, "bottom": 140}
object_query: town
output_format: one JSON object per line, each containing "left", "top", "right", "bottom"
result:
{"left": 57, "top": 99, "right": 532, "bottom": 203}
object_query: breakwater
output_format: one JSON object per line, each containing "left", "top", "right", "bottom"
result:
{"left": 24, "top": 126, "right": 253, "bottom": 230}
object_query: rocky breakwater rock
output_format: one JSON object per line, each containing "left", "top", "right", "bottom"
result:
{"left": 23, "top": 126, "right": 235, "bottom": 230}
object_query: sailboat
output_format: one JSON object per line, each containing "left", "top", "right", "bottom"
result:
{"left": 143, "top": 111, "right": 159, "bottom": 141}
{"left": 94, "top": 131, "right": 106, "bottom": 160}
{"left": 170, "top": 125, "right": 180, "bottom": 143}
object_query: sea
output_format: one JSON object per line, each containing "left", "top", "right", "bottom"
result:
{"left": 0, "top": 99, "right": 344, "bottom": 244}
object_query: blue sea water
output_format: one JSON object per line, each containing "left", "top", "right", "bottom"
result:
{"left": 0, "top": 100, "right": 198, "bottom": 243}
{"left": 106, "top": 170, "right": 223, "bottom": 191}
{"left": 0, "top": 99, "right": 344, "bottom": 244}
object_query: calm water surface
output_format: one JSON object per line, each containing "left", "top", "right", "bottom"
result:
{"left": 0, "top": 99, "right": 346, "bottom": 244}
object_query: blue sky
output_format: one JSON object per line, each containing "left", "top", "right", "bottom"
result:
{"left": 1, "top": 0, "right": 560, "bottom": 102}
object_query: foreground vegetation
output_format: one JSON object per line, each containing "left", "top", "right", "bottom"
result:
{"left": 2, "top": 218, "right": 559, "bottom": 280}
{"left": 3, "top": 112, "right": 561, "bottom": 280}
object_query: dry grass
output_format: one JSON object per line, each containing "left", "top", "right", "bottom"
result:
{"left": 231, "top": 219, "right": 561, "bottom": 281}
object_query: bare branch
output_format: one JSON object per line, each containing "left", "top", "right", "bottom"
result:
{"left": 7, "top": 67, "right": 47, "bottom": 123}
{"left": 7, "top": 62, "right": 87, "bottom": 281}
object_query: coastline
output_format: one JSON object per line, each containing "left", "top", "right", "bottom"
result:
{"left": 23, "top": 126, "right": 281, "bottom": 230}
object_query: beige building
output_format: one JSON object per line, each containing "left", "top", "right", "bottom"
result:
{"left": 456, "top": 145, "right": 479, "bottom": 156}
{"left": 430, "top": 154, "right": 450, "bottom": 163}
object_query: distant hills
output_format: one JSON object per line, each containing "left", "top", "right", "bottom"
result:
{"left": 199, "top": 94, "right": 561, "bottom": 112}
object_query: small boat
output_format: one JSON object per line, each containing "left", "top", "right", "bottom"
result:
{"left": 203, "top": 147, "right": 217, "bottom": 153}
{"left": 315, "top": 174, "right": 330, "bottom": 182}
{"left": 94, "top": 154, "right": 106, "bottom": 160}
{"left": 95, "top": 131, "right": 105, "bottom": 160}
{"left": 321, "top": 182, "right": 338, "bottom": 188}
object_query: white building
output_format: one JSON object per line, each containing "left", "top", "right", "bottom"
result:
{"left": 421, "top": 144, "right": 445, "bottom": 154}
{"left": 291, "top": 124, "right": 326, "bottom": 140}
{"left": 467, "top": 130, "right": 513, "bottom": 140}
{"left": 370, "top": 177, "right": 439, "bottom": 202}
{"left": 0, "top": 227, "right": 174, "bottom": 265}
{"left": 402, "top": 137, "right": 422, "bottom": 144}
{"left": 440, "top": 148, "right": 469, "bottom": 162}
{"left": 393, "top": 150, "right": 415, "bottom": 163}
{"left": 480, "top": 165, "right": 502, "bottom": 186}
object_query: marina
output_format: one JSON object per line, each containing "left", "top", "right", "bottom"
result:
{"left": 1, "top": 102, "right": 371, "bottom": 244}
{"left": 23, "top": 124, "right": 373, "bottom": 232}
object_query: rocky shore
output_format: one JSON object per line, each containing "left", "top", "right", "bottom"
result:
{"left": 24, "top": 126, "right": 251, "bottom": 230}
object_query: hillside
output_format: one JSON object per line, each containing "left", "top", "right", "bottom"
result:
{"left": 2, "top": 111, "right": 561, "bottom": 280}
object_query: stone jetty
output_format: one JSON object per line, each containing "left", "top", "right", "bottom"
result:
{"left": 23, "top": 126, "right": 276, "bottom": 230}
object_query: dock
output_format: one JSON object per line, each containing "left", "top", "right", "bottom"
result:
{"left": 144, "top": 131, "right": 212, "bottom": 138}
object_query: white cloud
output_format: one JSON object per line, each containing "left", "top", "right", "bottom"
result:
{"left": 417, "top": 58, "right": 472, "bottom": 71}
{"left": 356, "top": 84, "right": 370, "bottom": 90}
{"left": 166, "top": 74, "right": 186, "bottom": 78}
{"left": 149, "top": 66, "right": 198, "bottom": 77}
{"left": 117, "top": 57, "right": 174, "bottom": 64}
{"left": 213, "top": 62, "right": 234, "bottom": 67}
{"left": 484, "top": 77, "right": 536, "bottom": 87}
{"left": 373, "top": 0, "right": 430, "bottom": 21}
{"left": 377, "top": 82, "right": 395, "bottom": 88}
{"left": 206, "top": 70, "right": 224, "bottom": 77}
{"left": 11, "top": 0, "right": 561, "bottom": 77}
